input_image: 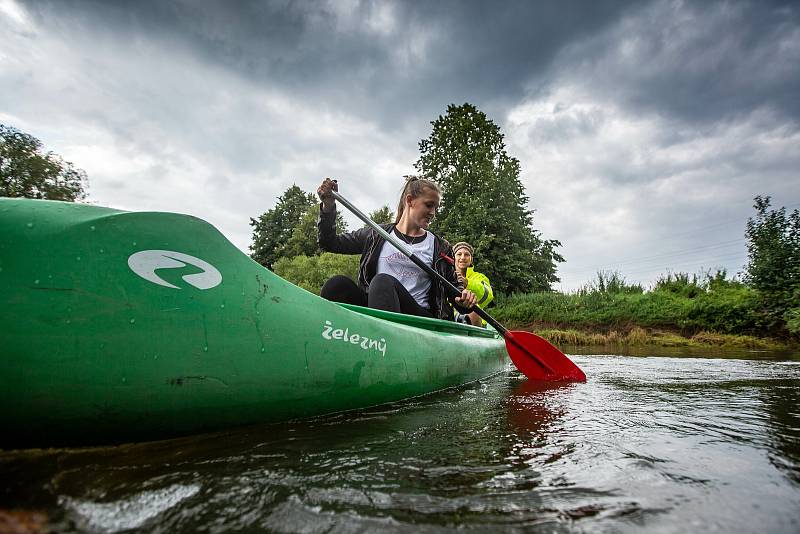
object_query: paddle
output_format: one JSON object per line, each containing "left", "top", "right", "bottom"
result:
{"left": 330, "top": 189, "right": 586, "bottom": 382}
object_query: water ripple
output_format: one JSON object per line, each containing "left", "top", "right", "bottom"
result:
{"left": 60, "top": 483, "right": 201, "bottom": 533}
{"left": 3, "top": 353, "right": 799, "bottom": 532}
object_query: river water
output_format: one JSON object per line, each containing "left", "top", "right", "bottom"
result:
{"left": 2, "top": 351, "right": 799, "bottom": 533}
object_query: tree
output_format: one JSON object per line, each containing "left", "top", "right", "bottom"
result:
{"left": 273, "top": 252, "right": 360, "bottom": 294}
{"left": 368, "top": 205, "right": 394, "bottom": 225}
{"left": 281, "top": 202, "right": 348, "bottom": 259}
{"left": 250, "top": 185, "right": 348, "bottom": 268}
{"left": 0, "top": 124, "right": 88, "bottom": 201}
{"left": 744, "top": 195, "right": 800, "bottom": 335}
{"left": 250, "top": 185, "right": 316, "bottom": 269}
{"left": 415, "top": 103, "right": 563, "bottom": 294}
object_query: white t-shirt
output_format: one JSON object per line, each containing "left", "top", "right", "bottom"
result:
{"left": 376, "top": 230, "right": 435, "bottom": 308}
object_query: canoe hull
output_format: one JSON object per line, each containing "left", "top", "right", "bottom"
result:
{"left": 0, "top": 199, "right": 507, "bottom": 448}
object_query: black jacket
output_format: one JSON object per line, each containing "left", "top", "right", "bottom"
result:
{"left": 317, "top": 204, "right": 463, "bottom": 321}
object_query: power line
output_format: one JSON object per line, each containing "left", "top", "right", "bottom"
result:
{"left": 659, "top": 200, "right": 800, "bottom": 240}
{"left": 558, "top": 201, "right": 800, "bottom": 276}
{"left": 617, "top": 253, "right": 748, "bottom": 278}
{"left": 560, "top": 239, "right": 746, "bottom": 274}
{"left": 559, "top": 257, "right": 750, "bottom": 290}
{"left": 560, "top": 251, "right": 748, "bottom": 279}
{"left": 554, "top": 200, "right": 799, "bottom": 288}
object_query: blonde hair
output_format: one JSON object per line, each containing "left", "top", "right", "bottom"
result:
{"left": 395, "top": 175, "right": 441, "bottom": 223}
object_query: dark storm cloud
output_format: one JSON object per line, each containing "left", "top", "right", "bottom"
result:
{"left": 28, "top": 0, "right": 643, "bottom": 127}
{"left": 6, "top": 0, "right": 799, "bottom": 289}
{"left": 27, "top": 0, "right": 799, "bottom": 130}
{"left": 554, "top": 0, "right": 800, "bottom": 124}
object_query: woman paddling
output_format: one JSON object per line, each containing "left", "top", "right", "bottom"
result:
{"left": 452, "top": 241, "right": 494, "bottom": 327}
{"left": 317, "top": 175, "right": 476, "bottom": 319}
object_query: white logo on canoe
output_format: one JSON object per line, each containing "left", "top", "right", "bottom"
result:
{"left": 322, "top": 320, "right": 387, "bottom": 357}
{"left": 128, "top": 250, "right": 222, "bottom": 290}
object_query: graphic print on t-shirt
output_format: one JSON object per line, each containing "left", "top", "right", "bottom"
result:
{"left": 384, "top": 250, "right": 421, "bottom": 281}
{"left": 376, "top": 232, "right": 435, "bottom": 308}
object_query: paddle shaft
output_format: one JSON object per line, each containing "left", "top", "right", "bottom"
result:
{"left": 331, "top": 190, "right": 572, "bottom": 381}
{"left": 331, "top": 190, "right": 509, "bottom": 335}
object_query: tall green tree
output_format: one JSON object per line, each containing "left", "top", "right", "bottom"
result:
{"left": 416, "top": 103, "right": 563, "bottom": 293}
{"left": 744, "top": 195, "right": 800, "bottom": 335}
{"left": 250, "top": 185, "right": 348, "bottom": 268}
{"left": 368, "top": 205, "right": 394, "bottom": 225}
{"left": 250, "top": 185, "right": 316, "bottom": 269}
{"left": 281, "top": 202, "right": 348, "bottom": 259}
{"left": 1, "top": 124, "right": 88, "bottom": 201}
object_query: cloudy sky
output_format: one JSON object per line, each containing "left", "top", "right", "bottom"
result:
{"left": 3, "top": 0, "right": 798, "bottom": 291}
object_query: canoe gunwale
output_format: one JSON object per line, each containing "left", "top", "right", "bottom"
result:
{"left": 336, "top": 303, "right": 501, "bottom": 338}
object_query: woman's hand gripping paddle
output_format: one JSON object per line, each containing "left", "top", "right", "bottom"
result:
{"left": 330, "top": 188, "right": 586, "bottom": 382}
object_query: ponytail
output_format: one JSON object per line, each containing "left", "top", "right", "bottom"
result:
{"left": 395, "top": 175, "right": 441, "bottom": 223}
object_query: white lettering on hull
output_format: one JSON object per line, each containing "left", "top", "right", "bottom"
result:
{"left": 321, "top": 320, "right": 387, "bottom": 357}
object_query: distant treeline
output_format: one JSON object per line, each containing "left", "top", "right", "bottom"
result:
{"left": 494, "top": 270, "right": 764, "bottom": 337}
{"left": 494, "top": 196, "right": 799, "bottom": 342}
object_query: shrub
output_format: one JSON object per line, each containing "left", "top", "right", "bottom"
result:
{"left": 273, "top": 253, "right": 359, "bottom": 294}
{"left": 654, "top": 272, "right": 702, "bottom": 298}
{"left": 493, "top": 270, "right": 762, "bottom": 336}
{"left": 579, "top": 270, "right": 643, "bottom": 295}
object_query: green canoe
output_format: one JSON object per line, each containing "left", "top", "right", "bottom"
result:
{"left": 0, "top": 198, "right": 508, "bottom": 448}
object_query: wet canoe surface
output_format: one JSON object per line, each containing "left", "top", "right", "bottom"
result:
{"left": 0, "top": 199, "right": 506, "bottom": 448}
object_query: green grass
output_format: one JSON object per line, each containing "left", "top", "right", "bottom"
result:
{"left": 490, "top": 272, "right": 794, "bottom": 348}
{"left": 494, "top": 287, "right": 760, "bottom": 334}
{"left": 533, "top": 327, "right": 783, "bottom": 350}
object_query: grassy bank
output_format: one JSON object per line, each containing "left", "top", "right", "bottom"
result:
{"left": 491, "top": 273, "right": 795, "bottom": 350}
{"left": 532, "top": 327, "right": 785, "bottom": 350}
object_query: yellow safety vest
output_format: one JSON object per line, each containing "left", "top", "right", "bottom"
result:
{"left": 464, "top": 267, "right": 493, "bottom": 326}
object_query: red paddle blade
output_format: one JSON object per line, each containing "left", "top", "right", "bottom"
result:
{"left": 505, "top": 330, "right": 586, "bottom": 382}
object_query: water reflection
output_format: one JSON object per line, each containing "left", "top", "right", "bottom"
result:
{"left": 1, "top": 355, "right": 799, "bottom": 533}
{"left": 506, "top": 379, "right": 570, "bottom": 435}
{"left": 564, "top": 344, "right": 800, "bottom": 361}
{"left": 762, "top": 380, "right": 800, "bottom": 485}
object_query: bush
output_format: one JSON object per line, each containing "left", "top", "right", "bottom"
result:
{"left": 682, "top": 284, "right": 759, "bottom": 334}
{"left": 579, "top": 270, "right": 643, "bottom": 295}
{"left": 273, "top": 253, "right": 359, "bottom": 294}
{"left": 493, "top": 270, "right": 762, "bottom": 336}
{"left": 744, "top": 196, "right": 800, "bottom": 337}
{"left": 783, "top": 289, "right": 800, "bottom": 335}
{"left": 654, "top": 272, "right": 703, "bottom": 298}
